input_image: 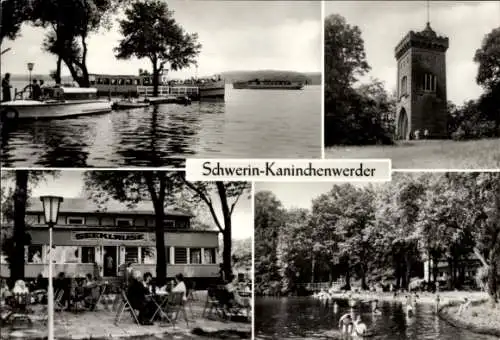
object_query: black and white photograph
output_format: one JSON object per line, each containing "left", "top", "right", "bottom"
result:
{"left": 0, "top": 170, "right": 252, "bottom": 339}
{"left": 254, "top": 174, "right": 500, "bottom": 339}
{"left": 0, "top": 0, "right": 321, "bottom": 167}
{"left": 324, "top": 1, "right": 500, "bottom": 169}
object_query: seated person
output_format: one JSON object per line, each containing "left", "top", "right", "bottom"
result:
{"left": 54, "top": 272, "right": 70, "bottom": 309}
{"left": 83, "top": 274, "right": 99, "bottom": 309}
{"left": 171, "top": 273, "right": 187, "bottom": 301}
{"left": 12, "top": 280, "right": 30, "bottom": 308}
{"left": 143, "top": 272, "right": 153, "bottom": 295}
{"left": 0, "top": 279, "right": 12, "bottom": 306}
{"left": 126, "top": 270, "right": 155, "bottom": 325}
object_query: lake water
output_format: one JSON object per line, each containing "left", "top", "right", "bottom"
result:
{"left": 255, "top": 297, "right": 497, "bottom": 340}
{"left": 0, "top": 84, "right": 321, "bottom": 167}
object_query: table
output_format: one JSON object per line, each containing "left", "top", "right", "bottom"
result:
{"left": 150, "top": 292, "right": 170, "bottom": 322}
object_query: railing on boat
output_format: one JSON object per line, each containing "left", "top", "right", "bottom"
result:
{"left": 137, "top": 86, "right": 199, "bottom": 97}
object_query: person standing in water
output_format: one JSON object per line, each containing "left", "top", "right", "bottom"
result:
{"left": 339, "top": 313, "right": 353, "bottom": 335}
{"left": 371, "top": 299, "right": 381, "bottom": 315}
{"left": 352, "top": 315, "right": 368, "bottom": 338}
{"left": 2, "top": 73, "right": 12, "bottom": 102}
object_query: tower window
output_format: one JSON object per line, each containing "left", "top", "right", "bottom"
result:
{"left": 401, "top": 76, "right": 408, "bottom": 97}
{"left": 422, "top": 73, "right": 436, "bottom": 92}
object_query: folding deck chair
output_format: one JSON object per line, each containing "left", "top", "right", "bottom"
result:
{"left": 54, "top": 289, "right": 66, "bottom": 311}
{"left": 114, "top": 290, "right": 140, "bottom": 326}
{"left": 166, "top": 291, "right": 189, "bottom": 328}
{"left": 202, "top": 286, "right": 225, "bottom": 320}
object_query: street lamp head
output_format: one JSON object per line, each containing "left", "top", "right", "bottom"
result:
{"left": 27, "top": 62, "right": 34, "bottom": 71}
{"left": 40, "top": 196, "right": 63, "bottom": 225}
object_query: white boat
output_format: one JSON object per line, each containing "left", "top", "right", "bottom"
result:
{"left": 0, "top": 86, "right": 113, "bottom": 121}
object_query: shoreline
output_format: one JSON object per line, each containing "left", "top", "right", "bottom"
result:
{"left": 439, "top": 301, "right": 500, "bottom": 338}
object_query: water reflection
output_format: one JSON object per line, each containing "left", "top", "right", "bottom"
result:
{"left": 255, "top": 297, "right": 497, "bottom": 340}
{"left": 1, "top": 85, "right": 321, "bottom": 167}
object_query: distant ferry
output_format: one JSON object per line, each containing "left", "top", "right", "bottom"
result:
{"left": 233, "top": 79, "right": 304, "bottom": 90}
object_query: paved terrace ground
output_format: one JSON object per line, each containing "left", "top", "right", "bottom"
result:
{"left": 1, "top": 291, "right": 251, "bottom": 340}
{"left": 326, "top": 138, "right": 500, "bottom": 169}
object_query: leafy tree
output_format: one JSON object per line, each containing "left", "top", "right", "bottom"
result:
{"left": 324, "top": 15, "right": 393, "bottom": 146}
{"left": 254, "top": 191, "right": 286, "bottom": 294}
{"left": 1, "top": 170, "right": 60, "bottom": 285}
{"left": 474, "top": 27, "right": 500, "bottom": 135}
{"left": 31, "top": 0, "right": 123, "bottom": 86}
{"left": 0, "top": 0, "right": 31, "bottom": 45}
{"left": 180, "top": 181, "right": 250, "bottom": 281}
{"left": 115, "top": 0, "right": 201, "bottom": 96}
{"left": 83, "top": 171, "right": 182, "bottom": 286}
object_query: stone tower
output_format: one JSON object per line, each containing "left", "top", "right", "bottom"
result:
{"left": 394, "top": 22, "right": 449, "bottom": 139}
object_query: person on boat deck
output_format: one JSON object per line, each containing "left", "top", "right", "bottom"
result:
{"left": 32, "top": 79, "right": 42, "bottom": 100}
{"left": 2, "top": 73, "right": 12, "bottom": 102}
{"left": 352, "top": 315, "right": 368, "bottom": 337}
{"left": 339, "top": 313, "right": 354, "bottom": 335}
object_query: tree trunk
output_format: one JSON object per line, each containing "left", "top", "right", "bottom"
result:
{"left": 12, "top": 171, "right": 29, "bottom": 284}
{"left": 447, "top": 257, "right": 454, "bottom": 290}
{"left": 152, "top": 60, "right": 159, "bottom": 97}
{"left": 344, "top": 258, "right": 351, "bottom": 290}
{"left": 361, "top": 264, "right": 368, "bottom": 290}
{"left": 216, "top": 182, "right": 232, "bottom": 280}
{"left": 145, "top": 172, "right": 167, "bottom": 287}
{"left": 55, "top": 56, "right": 62, "bottom": 84}
{"left": 311, "top": 256, "right": 315, "bottom": 283}
{"left": 487, "top": 245, "right": 499, "bottom": 306}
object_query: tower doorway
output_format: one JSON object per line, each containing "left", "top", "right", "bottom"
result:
{"left": 397, "top": 108, "right": 409, "bottom": 140}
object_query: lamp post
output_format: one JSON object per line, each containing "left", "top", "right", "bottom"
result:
{"left": 27, "top": 63, "right": 34, "bottom": 97}
{"left": 40, "top": 196, "right": 63, "bottom": 340}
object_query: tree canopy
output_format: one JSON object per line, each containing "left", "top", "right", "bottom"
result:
{"left": 115, "top": 0, "right": 201, "bottom": 96}
{"left": 255, "top": 174, "right": 500, "bottom": 305}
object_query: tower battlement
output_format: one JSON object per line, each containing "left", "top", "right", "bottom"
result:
{"left": 395, "top": 23, "right": 449, "bottom": 59}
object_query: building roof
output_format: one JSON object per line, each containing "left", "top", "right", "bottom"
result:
{"left": 28, "top": 197, "right": 193, "bottom": 217}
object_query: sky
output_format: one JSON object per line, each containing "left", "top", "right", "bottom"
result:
{"left": 2, "top": 171, "right": 253, "bottom": 240}
{"left": 325, "top": 1, "right": 500, "bottom": 105}
{"left": 255, "top": 182, "right": 373, "bottom": 210}
{"left": 1, "top": 0, "right": 321, "bottom": 79}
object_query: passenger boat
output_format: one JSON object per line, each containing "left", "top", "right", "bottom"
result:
{"left": 233, "top": 79, "right": 304, "bottom": 90}
{"left": 0, "top": 86, "right": 112, "bottom": 121}
{"left": 198, "top": 78, "right": 225, "bottom": 101}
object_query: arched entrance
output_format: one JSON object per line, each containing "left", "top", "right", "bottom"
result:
{"left": 397, "top": 108, "right": 409, "bottom": 140}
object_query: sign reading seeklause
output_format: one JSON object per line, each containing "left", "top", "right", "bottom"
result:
{"left": 71, "top": 231, "right": 148, "bottom": 242}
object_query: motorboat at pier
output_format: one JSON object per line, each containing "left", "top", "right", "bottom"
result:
{"left": 0, "top": 86, "right": 112, "bottom": 121}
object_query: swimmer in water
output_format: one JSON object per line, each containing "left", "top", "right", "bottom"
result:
{"left": 339, "top": 313, "right": 353, "bottom": 335}
{"left": 405, "top": 295, "right": 414, "bottom": 316}
{"left": 333, "top": 301, "right": 339, "bottom": 314}
{"left": 352, "top": 315, "right": 368, "bottom": 338}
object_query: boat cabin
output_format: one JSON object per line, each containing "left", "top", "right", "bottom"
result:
{"left": 42, "top": 87, "right": 99, "bottom": 101}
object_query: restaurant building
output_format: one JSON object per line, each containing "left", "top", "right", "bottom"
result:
{"left": 0, "top": 197, "right": 220, "bottom": 286}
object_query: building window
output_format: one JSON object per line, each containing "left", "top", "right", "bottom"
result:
{"left": 401, "top": 76, "right": 408, "bottom": 96}
{"left": 27, "top": 245, "right": 43, "bottom": 264}
{"left": 190, "top": 248, "right": 202, "bottom": 264}
{"left": 66, "top": 216, "right": 85, "bottom": 225}
{"left": 422, "top": 73, "right": 436, "bottom": 92}
{"left": 165, "top": 246, "right": 171, "bottom": 264}
{"left": 174, "top": 248, "right": 187, "bottom": 264}
{"left": 116, "top": 218, "right": 133, "bottom": 227}
{"left": 163, "top": 220, "right": 175, "bottom": 228}
{"left": 55, "top": 246, "right": 79, "bottom": 263}
{"left": 204, "top": 248, "right": 216, "bottom": 264}
{"left": 125, "top": 247, "right": 139, "bottom": 264}
{"left": 81, "top": 247, "right": 95, "bottom": 263}
{"left": 141, "top": 247, "right": 156, "bottom": 264}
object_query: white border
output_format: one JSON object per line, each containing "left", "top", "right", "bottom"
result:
{"left": 321, "top": 0, "right": 326, "bottom": 160}
{"left": 250, "top": 181, "right": 255, "bottom": 339}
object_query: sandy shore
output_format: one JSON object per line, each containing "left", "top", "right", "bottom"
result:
{"left": 325, "top": 291, "right": 488, "bottom": 306}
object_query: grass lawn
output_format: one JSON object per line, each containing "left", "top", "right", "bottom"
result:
{"left": 325, "top": 138, "right": 500, "bottom": 169}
